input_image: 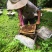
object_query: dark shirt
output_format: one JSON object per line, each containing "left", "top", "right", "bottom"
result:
{"left": 22, "top": 1, "right": 39, "bottom": 19}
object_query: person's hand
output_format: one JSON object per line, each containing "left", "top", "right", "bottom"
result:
{"left": 36, "top": 21, "right": 40, "bottom": 24}
{"left": 19, "top": 23, "right": 25, "bottom": 29}
{"left": 20, "top": 25, "right": 25, "bottom": 29}
{"left": 19, "top": 23, "right": 24, "bottom": 26}
{"left": 19, "top": 23, "right": 22, "bottom": 26}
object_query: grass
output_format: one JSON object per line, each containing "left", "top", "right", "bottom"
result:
{"left": 38, "top": 11, "right": 52, "bottom": 30}
{"left": 0, "top": 9, "right": 52, "bottom": 52}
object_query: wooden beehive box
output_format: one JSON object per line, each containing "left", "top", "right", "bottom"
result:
{"left": 20, "top": 24, "right": 36, "bottom": 39}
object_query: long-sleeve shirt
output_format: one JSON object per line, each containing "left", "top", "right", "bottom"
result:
{"left": 21, "top": 1, "right": 39, "bottom": 19}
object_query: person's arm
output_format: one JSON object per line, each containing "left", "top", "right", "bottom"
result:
{"left": 36, "top": 10, "right": 41, "bottom": 24}
{"left": 18, "top": 9, "right": 24, "bottom": 26}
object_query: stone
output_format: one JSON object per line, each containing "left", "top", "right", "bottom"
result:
{"left": 37, "top": 26, "right": 52, "bottom": 40}
{"left": 0, "top": 10, "right": 2, "bottom": 15}
{"left": 15, "top": 34, "right": 37, "bottom": 49}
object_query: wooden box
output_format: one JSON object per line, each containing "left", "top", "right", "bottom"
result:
{"left": 20, "top": 24, "right": 36, "bottom": 39}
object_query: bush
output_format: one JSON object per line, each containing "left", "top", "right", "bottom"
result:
{"left": 0, "top": 0, "right": 7, "bottom": 8}
{"left": 37, "top": 0, "right": 52, "bottom": 7}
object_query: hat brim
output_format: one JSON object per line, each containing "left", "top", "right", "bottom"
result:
{"left": 7, "top": 0, "right": 28, "bottom": 10}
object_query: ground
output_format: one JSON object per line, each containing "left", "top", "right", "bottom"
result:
{"left": 0, "top": 9, "right": 52, "bottom": 52}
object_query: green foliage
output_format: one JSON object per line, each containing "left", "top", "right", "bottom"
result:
{"left": 3, "top": 39, "right": 24, "bottom": 52}
{"left": 37, "top": 0, "right": 52, "bottom": 7}
{"left": 30, "top": 0, "right": 37, "bottom": 5}
{"left": 39, "top": 11, "right": 52, "bottom": 30}
{"left": 0, "top": 0, "right": 7, "bottom": 7}
{"left": 37, "top": 0, "right": 46, "bottom": 7}
{"left": 0, "top": 9, "right": 52, "bottom": 52}
{"left": 0, "top": 9, "right": 20, "bottom": 52}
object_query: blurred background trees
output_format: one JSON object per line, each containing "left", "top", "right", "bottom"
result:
{"left": 0, "top": 0, "right": 7, "bottom": 8}
{"left": 37, "top": 0, "right": 52, "bottom": 7}
{"left": 30, "top": 0, "right": 52, "bottom": 8}
{"left": 30, "top": 0, "right": 37, "bottom": 5}
{"left": 0, "top": 0, "right": 52, "bottom": 8}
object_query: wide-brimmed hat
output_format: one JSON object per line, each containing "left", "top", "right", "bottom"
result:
{"left": 7, "top": 0, "right": 28, "bottom": 10}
